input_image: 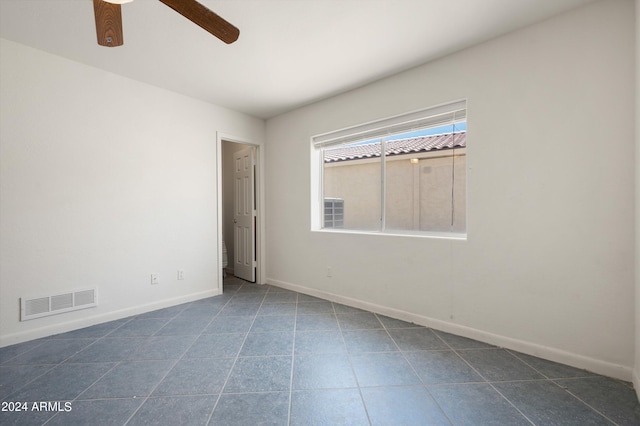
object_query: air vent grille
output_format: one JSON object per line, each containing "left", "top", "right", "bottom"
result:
{"left": 21, "top": 288, "right": 98, "bottom": 321}
{"left": 74, "top": 289, "right": 96, "bottom": 306}
{"left": 24, "top": 297, "right": 50, "bottom": 317}
{"left": 51, "top": 293, "right": 73, "bottom": 311}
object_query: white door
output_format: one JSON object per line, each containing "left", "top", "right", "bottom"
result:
{"left": 233, "top": 146, "right": 256, "bottom": 282}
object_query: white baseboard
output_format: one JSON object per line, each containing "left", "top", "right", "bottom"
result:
{"left": 0, "top": 288, "right": 220, "bottom": 348}
{"left": 267, "top": 277, "right": 633, "bottom": 382}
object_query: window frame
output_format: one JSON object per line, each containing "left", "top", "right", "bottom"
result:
{"left": 311, "top": 99, "right": 467, "bottom": 240}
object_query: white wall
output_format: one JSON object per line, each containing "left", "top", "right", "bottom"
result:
{"left": 266, "top": 0, "right": 635, "bottom": 380}
{"left": 0, "top": 38, "right": 264, "bottom": 346}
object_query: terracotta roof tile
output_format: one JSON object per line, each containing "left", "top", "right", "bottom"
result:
{"left": 323, "top": 131, "right": 466, "bottom": 163}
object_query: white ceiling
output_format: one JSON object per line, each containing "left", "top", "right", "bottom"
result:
{"left": 1, "top": 0, "right": 596, "bottom": 119}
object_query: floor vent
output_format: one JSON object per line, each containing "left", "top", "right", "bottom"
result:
{"left": 21, "top": 288, "right": 97, "bottom": 321}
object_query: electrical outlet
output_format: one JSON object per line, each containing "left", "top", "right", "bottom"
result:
{"left": 151, "top": 273, "right": 159, "bottom": 285}
{"left": 177, "top": 270, "right": 184, "bottom": 280}
{"left": 326, "top": 267, "right": 332, "bottom": 278}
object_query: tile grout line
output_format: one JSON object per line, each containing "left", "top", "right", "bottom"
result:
{"left": 504, "top": 349, "right": 621, "bottom": 424}
{"left": 203, "top": 279, "right": 268, "bottom": 426}
{"left": 376, "top": 315, "right": 455, "bottom": 426}
{"left": 19, "top": 317, "right": 142, "bottom": 425}
{"left": 0, "top": 341, "right": 48, "bottom": 366}
{"left": 116, "top": 292, "right": 232, "bottom": 425}
{"left": 202, "top": 280, "right": 247, "bottom": 426}
{"left": 121, "top": 299, "right": 207, "bottom": 426}
{"left": 286, "top": 289, "right": 299, "bottom": 426}
{"left": 337, "top": 305, "right": 374, "bottom": 425}
{"left": 444, "top": 344, "right": 537, "bottom": 426}
{"left": 549, "top": 380, "right": 621, "bottom": 426}
{"left": 501, "top": 349, "right": 617, "bottom": 425}
{"left": 158, "top": 295, "right": 236, "bottom": 426}
{"left": 51, "top": 307, "right": 137, "bottom": 419}
{"left": 3, "top": 317, "right": 138, "bottom": 404}
{"left": 195, "top": 290, "right": 244, "bottom": 424}
{"left": 1, "top": 316, "right": 136, "bottom": 367}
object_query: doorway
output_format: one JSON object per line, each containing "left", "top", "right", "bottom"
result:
{"left": 218, "top": 135, "right": 263, "bottom": 287}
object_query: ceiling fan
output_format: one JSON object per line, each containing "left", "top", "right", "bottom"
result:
{"left": 93, "top": 0, "right": 239, "bottom": 47}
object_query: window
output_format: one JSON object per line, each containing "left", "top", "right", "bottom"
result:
{"left": 312, "top": 100, "right": 466, "bottom": 237}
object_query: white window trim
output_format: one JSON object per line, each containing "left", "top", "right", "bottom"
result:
{"left": 310, "top": 99, "right": 467, "bottom": 239}
{"left": 312, "top": 100, "right": 466, "bottom": 149}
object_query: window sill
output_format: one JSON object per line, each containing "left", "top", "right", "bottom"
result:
{"left": 311, "top": 228, "right": 467, "bottom": 241}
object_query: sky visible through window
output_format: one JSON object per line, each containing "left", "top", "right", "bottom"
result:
{"left": 350, "top": 122, "right": 466, "bottom": 146}
{"left": 389, "top": 122, "right": 466, "bottom": 140}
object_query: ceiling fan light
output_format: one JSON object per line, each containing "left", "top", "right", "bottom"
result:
{"left": 103, "top": 0, "right": 133, "bottom": 4}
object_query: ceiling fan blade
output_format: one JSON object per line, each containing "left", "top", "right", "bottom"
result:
{"left": 158, "top": 0, "right": 239, "bottom": 44}
{"left": 93, "top": 0, "right": 124, "bottom": 47}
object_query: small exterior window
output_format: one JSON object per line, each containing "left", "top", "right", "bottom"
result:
{"left": 312, "top": 100, "right": 467, "bottom": 238}
{"left": 323, "top": 198, "right": 344, "bottom": 228}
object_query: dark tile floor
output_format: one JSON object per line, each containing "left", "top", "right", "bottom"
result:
{"left": 1, "top": 276, "right": 639, "bottom": 425}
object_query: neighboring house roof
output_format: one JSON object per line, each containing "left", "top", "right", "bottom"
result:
{"left": 324, "top": 131, "right": 466, "bottom": 163}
